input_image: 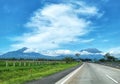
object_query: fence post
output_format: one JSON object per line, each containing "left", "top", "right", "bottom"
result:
{"left": 19, "top": 61, "right": 22, "bottom": 66}
{"left": 13, "top": 62, "right": 15, "bottom": 67}
{"left": 36, "top": 62, "right": 37, "bottom": 65}
{"left": 29, "top": 62, "right": 31, "bottom": 66}
{"left": 24, "top": 62, "right": 26, "bottom": 66}
{"left": 6, "top": 61, "right": 8, "bottom": 67}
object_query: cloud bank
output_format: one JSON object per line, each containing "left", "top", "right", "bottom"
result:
{"left": 11, "top": 1, "right": 102, "bottom": 53}
{"left": 109, "top": 47, "right": 120, "bottom": 57}
{"left": 39, "top": 49, "right": 104, "bottom": 56}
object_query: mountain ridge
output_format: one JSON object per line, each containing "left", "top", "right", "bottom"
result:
{"left": 0, "top": 47, "right": 104, "bottom": 60}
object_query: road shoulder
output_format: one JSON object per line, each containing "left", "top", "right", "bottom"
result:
{"left": 25, "top": 63, "right": 82, "bottom": 84}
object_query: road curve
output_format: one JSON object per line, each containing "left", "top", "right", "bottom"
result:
{"left": 56, "top": 63, "right": 120, "bottom": 84}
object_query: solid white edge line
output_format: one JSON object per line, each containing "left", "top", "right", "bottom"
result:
{"left": 56, "top": 63, "right": 85, "bottom": 84}
{"left": 106, "top": 74, "right": 118, "bottom": 84}
{"left": 61, "top": 63, "right": 85, "bottom": 84}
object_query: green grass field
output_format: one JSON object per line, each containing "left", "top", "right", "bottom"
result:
{"left": 0, "top": 61, "right": 80, "bottom": 84}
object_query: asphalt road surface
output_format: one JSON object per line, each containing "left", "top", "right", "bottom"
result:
{"left": 56, "top": 63, "right": 120, "bottom": 84}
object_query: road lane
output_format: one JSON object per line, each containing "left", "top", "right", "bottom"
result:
{"left": 56, "top": 63, "right": 120, "bottom": 84}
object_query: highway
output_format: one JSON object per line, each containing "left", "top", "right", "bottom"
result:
{"left": 56, "top": 63, "right": 120, "bottom": 84}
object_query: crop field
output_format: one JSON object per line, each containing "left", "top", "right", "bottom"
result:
{"left": 0, "top": 60, "right": 79, "bottom": 84}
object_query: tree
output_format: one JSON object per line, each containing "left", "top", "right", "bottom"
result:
{"left": 104, "top": 53, "right": 116, "bottom": 62}
{"left": 75, "top": 53, "right": 80, "bottom": 57}
{"left": 99, "top": 58, "right": 106, "bottom": 62}
{"left": 63, "top": 57, "right": 75, "bottom": 63}
{"left": 104, "top": 53, "right": 110, "bottom": 58}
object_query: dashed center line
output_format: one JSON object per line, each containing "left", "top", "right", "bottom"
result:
{"left": 106, "top": 74, "right": 118, "bottom": 84}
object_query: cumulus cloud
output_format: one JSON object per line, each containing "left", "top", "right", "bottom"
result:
{"left": 23, "top": 48, "right": 104, "bottom": 56}
{"left": 80, "top": 50, "right": 104, "bottom": 55}
{"left": 109, "top": 47, "right": 120, "bottom": 57}
{"left": 24, "top": 48, "right": 39, "bottom": 53}
{"left": 11, "top": 1, "right": 102, "bottom": 52}
{"left": 41, "top": 49, "right": 77, "bottom": 56}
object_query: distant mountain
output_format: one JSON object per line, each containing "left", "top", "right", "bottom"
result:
{"left": 53, "top": 48, "right": 104, "bottom": 60}
{"left": 80, "top": 48, "right": 102, "bottom": 53}
{"left": 0, "top": 47, "right": 104, "bottom": 60}
{"left": 0, "top": 47, "right": 53, "bottom": 59}
{"left": 80, "top": 48, "right": 104, "bottom": 60}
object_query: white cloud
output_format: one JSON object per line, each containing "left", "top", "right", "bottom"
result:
{"left": 109, "top": 47, "right": 120, "bottom": 57}
{"left": 80, "top": 50, "right": 103, "bottom": 55}
{"left": 11, "top": 1, "right": 102, "bottom": 52}
{"left": 80, "top": 38, "right": 95, "bottom": 43}
{"left": 102, "top": 39, "right": 109, "bottom": 42}
{"left": 23, "top": 48, "right": 104, "bottom": 57}
{"left": 41, "top": 49, "right": 104, "bottom": 56}
{"left": 41, "top": 49, "right": 77, "bottom": 56}
{"left": 24, "top": 48, "right": 39, "bottom": 53}
{"left": 80, "top": 51, "right": 92, "bottom": 55}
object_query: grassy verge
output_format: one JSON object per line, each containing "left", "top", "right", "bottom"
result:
{"left": 0, "top": 61, "right": 80, "bottom": 84}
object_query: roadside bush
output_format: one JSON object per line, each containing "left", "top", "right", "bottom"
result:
{"left": 63, "top": 57, "right": 75, "bottom": 63}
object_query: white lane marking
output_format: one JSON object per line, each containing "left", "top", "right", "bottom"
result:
{"left": 61, "top": 63, "right": 85, "bottom": 84}
{"left": 56, "top": 63, "right": 85, "bottom": 84}
{"left": 106, "top": 74, "right": 118, "bottom": 84}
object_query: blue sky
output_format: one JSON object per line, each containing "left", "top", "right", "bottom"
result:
{"left": 0, "top": 0, "right": 120, "bottom": 56}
